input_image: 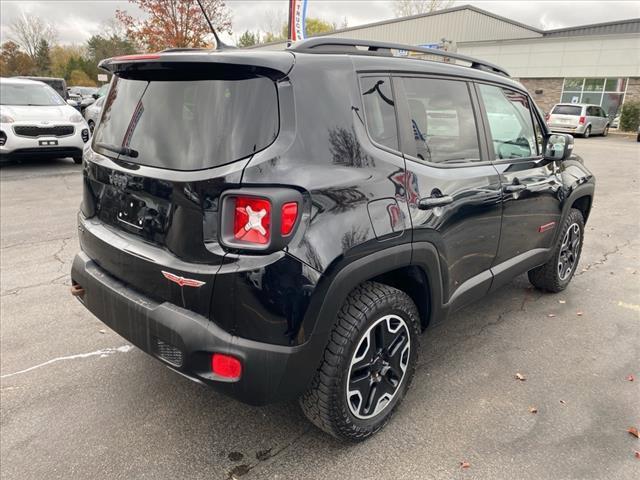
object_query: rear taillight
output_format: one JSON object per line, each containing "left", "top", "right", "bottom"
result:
{"left": 233, "top": 196, "right": 271, "bottom": 245}
{"left": 281, "top": 202, "right": 298, "bottom": 236}
{"left": 219, "top": 189, "right": 302, "bottom": 252}
{"left": 211, "top": 353, "right": 242, "bottom": 379}
{"left": 579, "top": 116, "right": 586, "bottom": 125}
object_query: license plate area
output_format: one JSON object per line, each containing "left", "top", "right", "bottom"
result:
{"left": 117, "top": 195, "right": 146, "bottom": 230}
{"left": 39, "top": 139, "right": 58, "bottom": 146}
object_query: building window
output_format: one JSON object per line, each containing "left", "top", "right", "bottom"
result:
{"left": 560, "top": 77, "right": 627, "bottom": 118}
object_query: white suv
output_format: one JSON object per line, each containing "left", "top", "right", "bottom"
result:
{"left": 0, "top": 77, "right": 90, "bottom": 164}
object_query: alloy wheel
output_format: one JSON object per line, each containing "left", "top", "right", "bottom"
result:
{"left": 346, "top": 314, "right": 410, "bottom": 419}
{"left": 558, "top": 222, "right": 581, "bottom": 281}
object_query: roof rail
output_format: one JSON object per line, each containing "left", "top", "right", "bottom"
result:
{"left": 289, "top": 38, "right": 510, "bottom": 77}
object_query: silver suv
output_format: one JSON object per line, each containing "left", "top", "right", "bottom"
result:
{"left": 547, "top": 103, "right": 610, "bottom": 138}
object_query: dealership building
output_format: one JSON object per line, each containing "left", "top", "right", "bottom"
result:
{"left": 253, "top": 5, "right": 640, "bottom": 117}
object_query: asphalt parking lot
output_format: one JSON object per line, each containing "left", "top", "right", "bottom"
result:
{"left": 1, "top": 135, "right": 639, "bottom": 480}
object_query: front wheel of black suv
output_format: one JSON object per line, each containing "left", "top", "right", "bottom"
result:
{"left": 300, "top": 282, "right": 420, "bottom": 441}
{"left": 528, "top": 208, "right": 585, "bottom": 293}
{"left": 72, "top": 155, "right": 82, "bottom": 165}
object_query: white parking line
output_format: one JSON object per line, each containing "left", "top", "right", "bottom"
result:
{"left": 0, "top": 345, "right": 133, "bottom": 379}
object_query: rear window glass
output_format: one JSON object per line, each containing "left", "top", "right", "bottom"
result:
{"left": 93, "top": 76, "right": 279, "bottom": 171}
{"left": 552, "top": 105, "right": 582, "bottom": 116}
{"left": 360, "top": 76, "right": 398, "bottom": 151}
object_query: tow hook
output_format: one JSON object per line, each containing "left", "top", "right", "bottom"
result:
{"left": 70, "top": 283, "right": 85, "bottom": 298}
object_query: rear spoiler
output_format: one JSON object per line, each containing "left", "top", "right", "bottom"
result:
{"left": 98, "top": 51, "right": 295, "bottom": 81}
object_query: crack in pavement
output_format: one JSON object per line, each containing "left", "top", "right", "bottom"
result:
{"left": 576, "top": 240, "right": 632, "bottom": 276}
{"left": 1, "top": 235, "right": 74, "bottom": 251}
{"left": 1, "top": 273, "right": 69, "bottom": 297}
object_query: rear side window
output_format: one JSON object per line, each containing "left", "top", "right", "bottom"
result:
{"left": 360, "top": 76, "right": 398, "bottom": 151}
{"left": 400, "top": 77, "right": 480, "bottom": 164}
{"left": 93, "top": 75, "right": 279, "bottom": 171}
{"left": 479, "top": 84, "right": 536, "bottom": 160}
{"left": 552, "top": 105, "right": 582, "bottom": 116}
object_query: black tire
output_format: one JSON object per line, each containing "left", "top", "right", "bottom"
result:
{"left": 583, "top": 126, "right": 591, "bottom": 138}
{"left": 528, "top": 208, "right": 584, "bottom": 293}
{"left": 72, "top": 155, "right": 82, "bottom": 165}
{"left": 602, "top": 124, "right": 609, "bottom": 137}
{"left": 300, "top": 281, "right": 420, "bottom": 441}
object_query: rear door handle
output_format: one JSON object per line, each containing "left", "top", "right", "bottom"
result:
{"left": 418, "top": 195, "right": 454, "bottom": 210}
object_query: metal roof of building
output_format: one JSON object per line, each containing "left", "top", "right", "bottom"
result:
{"left": 543, "top": 18, "right": 640, "bottom": 37}
{"left": 250, "top": 4, "right": 639, "bottom": 51}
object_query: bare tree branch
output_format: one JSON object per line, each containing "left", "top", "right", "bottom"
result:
{"left": 9, "top": 13, "right": 57, "bottom": 59}
{"left": 392, "top": 0, "right": 454, "bottom": 17}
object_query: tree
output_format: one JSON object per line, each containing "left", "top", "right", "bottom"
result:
{"left": 34, "top": 39, "right": 51, "bottom": 76}
{"left": 0, "top": 41, "right": 36, "bottom": 76}
{"left": 49, "top": 45, "right": 85, "bottom": 79}
{"left": 116, "top": 0, "right": 232, "bottom": 51}
{"left": 69, "top": 69, "right": 96, "bottom": 87}
{"left": 86, "top": 33, "right": 137, "bottom": 78}
{"left": 304, "top": 18, "right": 337, "bottom": 37}
{"left": 237, "top": 30, "right": 260, "bottom": 48}
{"left": 262, "top": 15, "right": 340, "bottom": 44}
{"left": 10, "top": 13, "right": 57, "bottom": 59}
{"left": 392, "top": 0, "right": 454, "bottom": 17}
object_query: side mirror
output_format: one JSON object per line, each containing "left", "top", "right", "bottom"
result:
{"left": 92, "top": 93, "right": 99, "bottom": 99}
{"left": 544, "top": 133, "right": 574, "bottom": 161}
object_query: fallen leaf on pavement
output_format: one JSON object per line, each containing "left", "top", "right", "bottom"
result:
{"left": 635, "top": 451, "right": 640, "bottom": 459}
{"left": 559, "top": 400, "right": 566, "bottom": 405}
{"left": 576, "top": 311, "right": 583, "bottom": 316}
{"left": 529, "top": 406, "right": 538, "bottom": 414}
{"left": 515, "top": 373, "right": 526, "bottom": 381}
{"left": 547, "top": 313, "right": 556, "bottom": 318}
{"left": 628, "top": 427, "right": 639, "bottom": 439}
{"left": 460, "top": 461, "right": 470, "bottom": 469}
{"left": 626, "top": 374, "right": 635, "bottom": 382}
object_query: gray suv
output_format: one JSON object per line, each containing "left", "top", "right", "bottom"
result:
{"left": 547, "top": 103, "right": 610, "bottom": 138}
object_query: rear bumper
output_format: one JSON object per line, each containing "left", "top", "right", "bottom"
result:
{"left": 548, "top": 125, "right": 584, "bottom": 135}
{"left": 71, "top": 251, "right": 320, "bottom": 405}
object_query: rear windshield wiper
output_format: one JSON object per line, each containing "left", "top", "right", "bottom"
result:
{"left": 96, "top": 142, "right": 139, "bottom": 158}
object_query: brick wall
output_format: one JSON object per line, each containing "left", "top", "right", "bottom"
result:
{"left": 517, "top": 78, "right": 564, "bottom": 113}
{"left": 623, "top": 77, "right": 640, "bottom": 104}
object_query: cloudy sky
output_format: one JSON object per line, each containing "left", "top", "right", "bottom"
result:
{"left": 1, "top": 0, "right": 638, "bottom": 46}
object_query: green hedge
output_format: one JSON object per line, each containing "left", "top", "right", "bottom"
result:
{"left": 620, "top": 101, "right": 640, "bottom": 131}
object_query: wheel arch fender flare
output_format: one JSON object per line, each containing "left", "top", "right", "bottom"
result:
{"left": 554, "top": 180, "right": 595, "bottom": 246}
{"left": 295, "top": 242, "right": 444, "bottom": 393}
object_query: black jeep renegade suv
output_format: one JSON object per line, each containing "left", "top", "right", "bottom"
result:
{"left": 71, "top": 38, "right": 594, "bottom": 440}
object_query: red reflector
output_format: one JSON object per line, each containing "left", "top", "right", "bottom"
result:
{"left": 538, "top": 221, "right": 556, "bottom": 233}
{"left": 233, "top": 197, "right": 271, "bottom": 244}
{"left": 113, "top": 53, "right": 161, "bottom": 61}
{"left": 211, "top": 353, "right": 242, "bottom": 379}
{"left": 281, "top": 202, "right": 298, "bottom": 236}
{"left": 579, "top": 116, "right": 586, "bottom": 125}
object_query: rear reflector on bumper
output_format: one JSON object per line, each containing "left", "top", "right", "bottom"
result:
{"left": 211, "top": 353, "right": 242, "bottom": 379}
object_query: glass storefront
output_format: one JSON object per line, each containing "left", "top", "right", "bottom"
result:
{"left": 560, "top": 77, "right": 627, "bottom": 118}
